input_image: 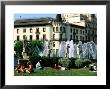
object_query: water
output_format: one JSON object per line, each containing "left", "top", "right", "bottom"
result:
{"left": 42, "top": 41, "right": 49, "bottom": 57}
{"left": 58, "top": 41, "right": 66, "bottom": 57}
{"left": 39, "top": 40, "right": 97, "bottom": 59}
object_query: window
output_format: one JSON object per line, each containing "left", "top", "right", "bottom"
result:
{"left": 85, "top": 30, "right": 87, "bottom": 34}
{"left": 74, "top": 29, "right": 75, "bottom": 33}
{"left": 53, "top": 27, "right": 55, "bottom": 32}
{"left": 53, "top": 42, "right": 55, "bottom": 47}
{"left": 23, "top": 28, "right": 26, "bottom": 33}
{"left": 53, "top": 34, "right": 55, "bottom": 39}
{"left": 36, "top": 28, "right": 39, "bottom": 33}
{"left": 60, "top": 34, "right": 62, "bottom": 40}
{"left": 17, "top": 36, "right": 19, "bottom": 41}
{"left": 70, "top": 35, "right": 72, "bottom": 40}
{"left": 86, "top": 36, "right": 88, "bottom": 41}
{"left": 56, "top": 27, "right": 58, "bottom": 32}
{"left": 43, "top": 28, "right": 46, "bottom": 32}
{"left": 73, "top": 35, "right": 75, "bottom": 39}
{"left": 43, "top": 34, "right": 46, "bottom": 40}
{"left": 60, "top": 27, "right": 62, "bottom": 32}
{"left": 76, "top": 29, "right": 78, "bottom": 34}
{"left": 30, "top": 28, "right": 33, "bottom": 33}
{"left": 30, "top": 35, "right": 32, "bottom": 40}
{"left": 36, "top": 35, "right": 39, "bottom": 40}
{"left": 80, "top": 36, "right": 82, "bottom": 41}
{"left": 17, "top": 29, "right": 19, "bottom": 34}
{"left": 83, "top": 37, "right": 84, "bottom": 41}
{"left": 23, "top": 35, "right": 26, "bottom": 40}
{"left": 76, "top": 36, "right": 78, "bottom": 40}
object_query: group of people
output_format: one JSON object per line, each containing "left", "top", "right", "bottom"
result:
{"left": 15, "top": 60, "right": 66, "bottom": 73}
{"left": 15, "top": 61, "right": 33, "bottom": 74}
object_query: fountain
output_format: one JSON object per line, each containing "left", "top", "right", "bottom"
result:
{"left": 58, "top": 41, "right": 66, "bottom": 57}
{"left": 89, "top": 41, "right": 97, "bottom": 59}
{"left": 77, "top": 41, "right": 83, "bottom": 59}
{"left": 42, "top": 41, "right": 49, "bottom": 57}
{"left": 82, "top": 43, "right": 88, "bottom": 59}
{"left": 73, "top": 44, "right": 77, "bottom": 58}
{"left": 69, "top": 40, "right": 74, "bottom": 58}
{"left": 39, "top": 40, "right": 97, "bottom": 60}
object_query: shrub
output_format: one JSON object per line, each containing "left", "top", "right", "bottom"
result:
{"left": 14, "top": 41, "right": 23, "bottom": 58}
{"left": 75, "top": 59, "right": 83, "bottom": 68}
{"left": 58, "top": 57, "right": 71, "bottom": 69}
{"left": 40, "top": 57, "right": 59, "bottom": 67}
{"left": 68, "top": 58, "right": 76, "bottom": 69}
{"left": 83, "top": 59, "right": 92, "bottom": 67}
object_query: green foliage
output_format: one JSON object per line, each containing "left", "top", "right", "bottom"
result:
{"left": 83, "top": 59, "right": 92, "bottom": 67}
{"left": 58, "top": 57, "right": 71, "bottom": 69}
{"left": 26, "top": 40, "right": 44, "bottom": 62}
{"left": 14, "top": 41, "right": 23, "bottom": 58}
{"left": 41, "top": 57, "right": 59, "bottom": 67}
{"left": 14, "top": 40, "right": 44, "bottom": 63}
{"left": 75, "top": 59, "right": 83, "bottom": 68}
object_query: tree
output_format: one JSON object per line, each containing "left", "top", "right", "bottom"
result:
{"left": 14, "top": 40, "right": 44, "bottom": 60}
{"left": 26, "top": 40, "right": 44, "bottom": 62}
{"left": 14, "top": 41, "right": 23, "bottom": 58}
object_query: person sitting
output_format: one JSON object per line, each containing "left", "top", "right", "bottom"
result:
{"left": 15, "top": 63, "right": 25, "bottom": 73}
{"left": 25, "top": 62, "right": 33, "bottom": 74}
{"left": 36, "top": 60, "right": 42, "bottom": 70}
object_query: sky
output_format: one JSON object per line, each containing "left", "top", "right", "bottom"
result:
{"left": 14, "top": 14, "right": 59, "bottom": 20}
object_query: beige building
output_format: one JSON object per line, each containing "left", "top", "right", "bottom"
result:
{"left": 63, "top": 14, "right": 97, "bottom": 43}
{"left": 14, "top": 14, "right": 97, "bottom": 56}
